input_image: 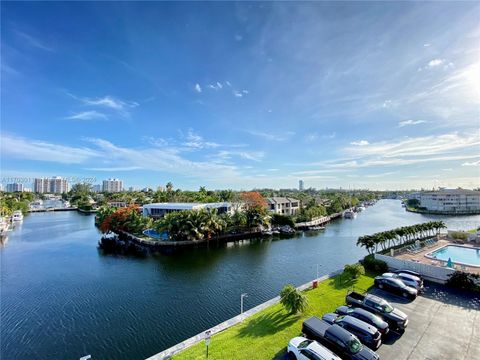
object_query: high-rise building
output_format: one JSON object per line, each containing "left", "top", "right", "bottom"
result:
{"left": 6, "top": 183, "right": 24, "bottom": 192}
{"left": 92, "top": 184, "right": 102, "bottom": 193}
{"left": 102, "top": 178, "right": 123, "bottom": 192}
{"left": 33, "top": 177, "right": 69, "bottom": 193}
{"left": 299, "top": 179, "right": 304, "bottom": 191}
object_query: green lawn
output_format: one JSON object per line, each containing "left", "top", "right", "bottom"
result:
{"left": 173, "top": 273, "right": 375, "bottom": 360}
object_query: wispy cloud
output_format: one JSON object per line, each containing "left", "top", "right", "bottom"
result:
{"left": 246, "top": 130, "right": 294, "bottom": 141}
{"left": 428, "top": 58, "right": 444, "bottom": 67}
{"left": 15, "top": 30, "right": 54, "bottom": 52}
{"left": 182, "top": 129, "right": 220, "bottom": 149}
{"left": 398, "top": 119, "right": 427, "bottom": 127}
{"left": 350, "top": 140, "right": 369, "bottom": 146}
{"left": 194, "top": 83, "right": 202, "bottom": 93}
{"left": 68, "top": 93, "right": 138, "bottom": 117}
{"left": 1, "top": 134, "right": 99, "bottom": 164}
{"left": 462, "top": 160, "right": 480, "bottom": 167}
{"left": 65, "top": 111, "right": 108, "bottom": 121}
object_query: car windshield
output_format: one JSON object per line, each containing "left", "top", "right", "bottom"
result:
{"left": 383, "top": 303, "right": 394, "bottom": 313}
{"left": 298, "top": 339, "right": 313, "bottom": 349}
{"left": 347, "top": 338, "right": 363, "bottom": 354}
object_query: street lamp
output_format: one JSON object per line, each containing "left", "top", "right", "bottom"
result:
{"left": 240, "top": 293, "right": 248, "bottom": 316}
{"left": 204, "top": 330, "right": 211, "bottom": 358}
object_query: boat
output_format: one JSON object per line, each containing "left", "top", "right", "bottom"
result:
{"left": 355, "top": 206, "right": 366, "bottom": 212}
{"left": 343, "top": 210, "right": 357, "bottom": 219}
{"left": 12, "top": 210, "right": 24, "bottom": 222}
{"left": 309, "top": 226, "right": 325, "bottom": 231}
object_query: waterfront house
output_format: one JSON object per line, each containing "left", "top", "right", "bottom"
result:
{"left": 142, "top": 202, "right": 233, "bottom": 219}
{"left": 266, "top": 197, "right": 300, "bottom": 216}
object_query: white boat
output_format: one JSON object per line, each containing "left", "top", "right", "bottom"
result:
{"left": 12, "top": 210, "right": 24, "bottom": 221}
{"left": 355, "top": 206, "right": 366, "bottom": 212}
{"left": 343, "top": 210, "right": 357, "bottom": 219}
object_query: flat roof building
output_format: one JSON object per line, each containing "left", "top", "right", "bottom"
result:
{"left": 419, "top": 188, "right": 480, "bottom": 214}
{"left": 267, "top": 197, "right": 300, "bottom": 216}
{"left": 142, "top": 202, "right": 232, "bottom": 218}
{"left": 102, "top": 179, "right": 123, "bottom": 193}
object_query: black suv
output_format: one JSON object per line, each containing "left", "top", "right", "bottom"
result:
{"left": 374, "top": 275, "right": 418, "bottom": 300}
{"left": 322, "top": 313, "right": 382, "bottom": 349}
{"left": 335, "top": 306, "right": 389, "bottom": 336}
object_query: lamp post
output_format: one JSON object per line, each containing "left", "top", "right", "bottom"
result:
{"left": 241, "top": 293, "right": 248, "bottom": 317}
{"left": 204, "top": 330, "right": 211, "bottom": 358}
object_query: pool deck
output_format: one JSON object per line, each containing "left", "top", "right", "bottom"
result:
{"left": 394, "top": 239, "right": 480, "bottom": 275}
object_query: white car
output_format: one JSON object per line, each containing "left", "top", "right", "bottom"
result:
{"left": 287, "top": 336, "right": 341, "bottom": 360}
{"left": 382, "top": 272, "right": 424, "bottom": 291}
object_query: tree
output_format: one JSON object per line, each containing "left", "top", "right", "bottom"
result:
{"left": 280, "top": 284, "right": 308, "bottom": 314}
{"left": 343, "top": 263, "right": 365, "bottom": 279}
{"left": 241, "top": 191, "right": 267, "bottom": 210}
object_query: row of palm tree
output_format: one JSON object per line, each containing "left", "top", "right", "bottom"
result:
{"left": 357, "top": 221, "right": 446, "bottom": 254}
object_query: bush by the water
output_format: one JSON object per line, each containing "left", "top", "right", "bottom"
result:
{"left": 271, "top": 213, "right": 295, "bottom": 227}
{"left": 449, "top": 231, "right": 468, "bottom": 241}
{"left": 280, "top": 284, "right": 308, "bottom": 314}
{"left": 343, "top": 263, "right": 365, "bottom": 279}
{"left": 362, "top": 254, "right": 388, "bottom": 273}
{"left": 446, "top": 271, "right": 480, "bottom": 292}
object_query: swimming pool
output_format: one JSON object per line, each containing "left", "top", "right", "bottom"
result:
{"left": 426, "top": 245, "right": 480, "bottom": 267}
{"left": 143, "top": 229, "right": 169, "bottom": 240}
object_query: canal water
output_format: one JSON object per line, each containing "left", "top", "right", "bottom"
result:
{"left": 1, "top": 200, "right": 479, "bottom": 359}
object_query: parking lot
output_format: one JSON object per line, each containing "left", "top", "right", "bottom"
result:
{"left": 371, "top": 283, "right": 480, "bottom": 360}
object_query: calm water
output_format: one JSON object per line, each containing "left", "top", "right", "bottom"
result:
{"left": 1, "top": 200, "right": 479, "bottom": 359}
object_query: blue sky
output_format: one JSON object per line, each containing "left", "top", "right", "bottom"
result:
{"left": 1, "top": 2, "right": 479, "bottom": 190}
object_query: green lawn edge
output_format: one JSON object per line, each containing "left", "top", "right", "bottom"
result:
{"left": 172, "top": 273, "right": 376, "bottom": 360}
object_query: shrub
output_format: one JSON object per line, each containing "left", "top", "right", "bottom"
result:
{"left": 280, "top": 284, "right": 308, "bottom": 314}
{"left": 362, "top": 254, "right": 388, "bottom": 273}
{"left": 450, "top": 231, "right": 468, "bottom": 241}
{"left": 446, "top": 271, "right": 480, "bottom": 292}
{"left": 343, "top": 263, "right": 365, "bottom": 279}
{"left": 271, "top": 213, "right": 295, "bottom": 227}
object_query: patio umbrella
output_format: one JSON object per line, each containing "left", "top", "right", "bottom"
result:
{"left": 446, "top": 257, "right": 454, "bottom": 268}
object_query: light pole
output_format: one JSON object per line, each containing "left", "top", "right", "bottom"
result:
{"left": 316, "top": 264, "right": 320, "bottom": 281}
{"left": 204, "top": 330, "right": 211, "bottom": 358}
{"left": 241, "top": 293, "right": 248, "bottom": 317}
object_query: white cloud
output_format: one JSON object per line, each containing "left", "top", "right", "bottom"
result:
{"left": 398, "top": 119, "right": 427, "bottom": 127}
{"left": 68, "top": 93, "right": 138, "bottom": 117}
{"left": 65, "top": 111, "right": 108, "bottom": 121}
{"left": 233, "top": 90, "right": 243, "bottom": 97}
{"left": 350, "top": 140, "right": 369, "bottom": 146}
{"left": 235, "top": 34, "right": 243, "bottom": 41}
{"left": 182, "top": 129, "right": 220, "bottom": 149}
{"left": 225, "top": 81, "right": 232, "bottom": 87}
{"left": 428, "top": 58, "right": 444, "bottom": 67}
{"left": 195, "top": 83, "right": 202, "bottom": 93}
{"left": 462, "top": 160, "right": 480, "bottom": 167}
{"left": 305, "top": 133, "right": 318, "bottom": 142}
{"left": 0, "top": 134, "right": 100, "bottom": 164}
{"left": 239, "top": 151, "right": 265, "bottom": 162}
{"left": 423, "top": 43, "right": 431, "bottom": 47}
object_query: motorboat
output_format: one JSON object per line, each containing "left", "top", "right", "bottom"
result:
{"left": 343, "top": 210, "right": 357, "bottom": 219}
{"left": 12, "top": 210, "right": 24, "bottom": 221}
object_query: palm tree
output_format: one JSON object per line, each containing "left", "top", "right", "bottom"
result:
{"left": 280, "top": 284, "right": 308, "bottom": 314}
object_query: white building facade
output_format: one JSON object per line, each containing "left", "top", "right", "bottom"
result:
{"left": 102, "top": 179, "right": 123, "bottom": 193}
{"left": 419, "top": 189, "right": 480, "bottom": 214}
{"left": 6, "top": 183, "right": 24, "bottom": 192}
{"left": 34, "top": 177, "right": 69, "bottom": 194}
{"left": 267, "top": 197, "right": 300, "bottom": 216}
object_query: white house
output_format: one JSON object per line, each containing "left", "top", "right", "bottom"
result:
{"left": 142, "top": 202, "right": 233, "bottom": 219}
{"left": 266, "top": 197, "right": 300, "bottom": 216}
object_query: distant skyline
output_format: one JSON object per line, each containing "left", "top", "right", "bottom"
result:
{"left": 1, "top": 2, "right": 479, "bottom": 190}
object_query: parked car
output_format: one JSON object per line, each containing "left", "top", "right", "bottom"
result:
{"left": 346, "top": 291, "right": 409, "bottom": 331}
{"left": 287, "top": 336, "right": 341, "bottom": 360}
{"left": 374, "top": 275, "right": 418, "bottom": 300}
{"left": 321, "top": 313, "right": 382, "bottom": 349}
{"left": 302, "top": 316, "right": 380, "bottom": 360}
{"left": 335, "top": 305, "right": 389, "bottom": 336}
{"left": 392, "top": 269, "right": 423, "bottom": 280}
{"left": 382, "top": 272, "right": 424, "bottom": 291}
